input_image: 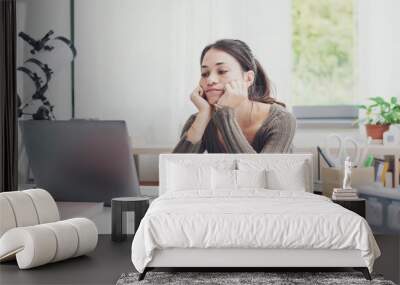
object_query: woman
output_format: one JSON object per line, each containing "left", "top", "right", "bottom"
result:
{"left": 173, "top": 39, "right": 296, "bottom": 153}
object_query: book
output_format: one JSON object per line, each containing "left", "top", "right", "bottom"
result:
{"left": 375, "top": 160, "right": 385, "bottom": 182}
{"left": 333, "top": 188, "right": 358, "bottom": 193}
{"left": 332, "top": 187, "right": 359, "bottom": 200}
{"left": 383, "top": 155, "right": 395, "bottom": 187}
{"left": 332, "top": 195, "right": 359, "bottom": 199}
{"left": 332, "top": 192, "right": 359, "bottom": 197}
{"left": 332, "top": 196, "right": 361, "bottom": 201}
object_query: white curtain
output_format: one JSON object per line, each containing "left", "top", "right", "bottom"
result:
{"left": 74, "top": 0, "right": 292, "bottom": 147}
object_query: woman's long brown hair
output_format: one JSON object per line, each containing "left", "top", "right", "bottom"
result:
{"left": 200, "top": 39, "right": 286, "bottom": 108}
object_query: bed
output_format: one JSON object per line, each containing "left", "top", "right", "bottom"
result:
{"left": 131, "top": 154, "right": 380, "bottom": 280}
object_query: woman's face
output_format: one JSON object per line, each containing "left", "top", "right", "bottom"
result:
{"left": 200, "top": 48, "right": 253, "bottom": 105}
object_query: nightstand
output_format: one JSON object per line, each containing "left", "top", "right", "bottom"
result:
{"left": 332, "top": 198, "right": 366, "bottom": 218}
{"left": 111, "top": 196, "right": 151, "bottom": 242}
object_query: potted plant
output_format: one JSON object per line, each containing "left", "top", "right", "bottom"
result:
{"left": 356, "top": 96, "right": 400, "bottom": 139}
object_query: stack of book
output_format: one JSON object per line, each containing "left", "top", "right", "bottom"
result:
{"left": 332, "top": 188, "right": 359, "bottom": 200}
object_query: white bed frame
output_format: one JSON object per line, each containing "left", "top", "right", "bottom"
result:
{"left": 148, "top": 248, "right": 366, "bottom": 267}
{"left": 139, "top": 154, "right": 370, "bottom": 280}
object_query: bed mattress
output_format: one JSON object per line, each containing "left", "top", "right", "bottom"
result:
{"left": 131, "top": 190, "right": 380, "bottom": 273}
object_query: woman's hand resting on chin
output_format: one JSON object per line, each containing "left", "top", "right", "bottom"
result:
{"left": 190, "top": 79, "right": 249, "bottom": 114}
{"left": 214, "top": 80, "right": 249, "bottom": 110}
{"left": 190, "top": 85, "right": 212, "bottom": 114}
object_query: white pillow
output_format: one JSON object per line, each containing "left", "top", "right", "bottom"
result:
{"left": 167, "top": 162, "right": 211, "bottom": 191}
{"left": 237, "top": 159, "right": 309, "bottom": 192}
{"left": 211, "top": 169, "right": 268, "bottom": 190}
{"left": 211, "top": 168, "right": 237, "bottom": 190}
{"left": 166, "top": 159, "right": 236, "bottom": 192}
{"left": 236, "top": 169, "right": 268, "bottom": 189}
{"left": 266, "top": 162, "right": 307, "bottom": 191}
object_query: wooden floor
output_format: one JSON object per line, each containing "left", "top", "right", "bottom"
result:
{"left": 0, "top": 235, "right": 133, "bottom": 285}
{"left": 1, "top": 234, "right": 398, "bottom": 284}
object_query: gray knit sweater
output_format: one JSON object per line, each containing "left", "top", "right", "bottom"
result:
{"left": 172, "top": 103, "right": 296, "bottom": 153}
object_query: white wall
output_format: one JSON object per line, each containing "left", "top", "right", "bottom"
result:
{"left": 74, "top": 0, "right": 292, "bottom": 148}
{"left": 17, "top": 1, "right": 400, "bottom": 183}
{"left": 75, "top": 0, "right": 400, "bottom": 182}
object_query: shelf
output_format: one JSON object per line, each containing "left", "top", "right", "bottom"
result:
{"left": 366, "top": 144, "right": 400, "bottom": 154}
{"left": 366, "top": 146, "right": 400, "bottom": 188}
{"left": 358, "top": 184, "right": 400, "bottom": 200}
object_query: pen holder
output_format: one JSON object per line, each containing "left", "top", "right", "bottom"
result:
{"left": 321, "top": 166, "right": 375, "bottom": 197}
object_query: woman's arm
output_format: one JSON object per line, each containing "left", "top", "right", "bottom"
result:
{"left": 259, "top": 113, "right": 297, "bottom": 153}
{"left": 212, "top": 106, "right": 256, "bottom": 153}
{"left": 172, "top": 111, "right": 211, "bottom": 153}
{"left": 212, "top": 106, "right": 296, "bottom": 153}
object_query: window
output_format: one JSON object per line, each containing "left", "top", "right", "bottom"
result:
{"left": 292, "top": 0, "right": 357, "bottom": 106}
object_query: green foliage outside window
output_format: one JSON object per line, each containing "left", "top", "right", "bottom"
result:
{"left": 356, "top": 97, "right": 400, "bottom": 125}
{"left": 292, "top": 0, "right": 356, "bottom": 105}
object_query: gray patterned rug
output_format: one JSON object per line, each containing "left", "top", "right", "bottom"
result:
{"left": 116, "top": 271, "right": 396, "bottom": 285}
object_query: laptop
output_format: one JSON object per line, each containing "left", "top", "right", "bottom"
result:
{"left": 20, "top": 120, "right": 140, "bottom": 206}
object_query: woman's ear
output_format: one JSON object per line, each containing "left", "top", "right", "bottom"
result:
{"left": 244, "top": 70, "right": 255, "bottom": 87}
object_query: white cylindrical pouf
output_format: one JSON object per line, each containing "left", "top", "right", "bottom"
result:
{"left": 23, "top": 189, "right": 60, "bottom": 223}
{"left": 0, "top": 188, "right": 98, "bottom": 269}
{"left": 1, "top": 192, "right": 39, "bottom": 227}
{"left": 64, "top": 218, "right": 98, "bottom": 257}
{"left": 0, "top": 196, "right": 17, "bottom": 237}
{"left": 0, "top": 226, "right": 57, "bottom": 269}
{"left": 42, "top": 221, "right": 79, "bottom": 262}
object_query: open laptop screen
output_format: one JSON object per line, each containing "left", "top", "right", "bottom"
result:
{"left": 20, "top": 120, "right": 140, "bottom": 206}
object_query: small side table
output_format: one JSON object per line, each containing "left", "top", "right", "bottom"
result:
{"left": 332, "top": 198, "right": 366, "bottom": 218}
{"left": 111, "top": 196, "right": 151, "bottom": 242}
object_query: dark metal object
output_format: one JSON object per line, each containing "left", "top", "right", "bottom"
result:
{"left": 32, "top": 106, "right": 51, "bottom": 120}
{"left": 55, "top": 36, "right": 77, "bottom": 57}
{"left": 138, "top": 267, "right": 153, "bottom": 281}
{"left": 317, "top": 146, "right": 334, "bottom": 168}
{"left": 354, "top": 267, "right": 372, "bottom": 280}
{"left": 16, "top": 65, "right": 55, "bottom": 119}
{"left": 25, "top": 58, "right": 53, "bottom": 82}
{"left": 16, "top": 66, "right": 43, "bottom": 89}
{"left": 111, "top": 197, "right": 151, "bottom": 242}
{"left": 18, "top": 30, "right": 54, "bottom": 54}
{"left": 17, "top": 30, "right": 77, "bottom": 120}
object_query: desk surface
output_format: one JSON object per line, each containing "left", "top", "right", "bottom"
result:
{"left": 132, "top": 147, "right": 172, "bottom": 154}
{"left": 132, "top": 145, "right": 400, "bottom": 154}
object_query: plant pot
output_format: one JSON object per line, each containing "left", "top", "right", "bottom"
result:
{"left": 365, "top": 124, "right": 390, "bottom": 139}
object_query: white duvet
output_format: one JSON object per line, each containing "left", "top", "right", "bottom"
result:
{"left": 131, "top": 190, "right": 380, "bottom": 273}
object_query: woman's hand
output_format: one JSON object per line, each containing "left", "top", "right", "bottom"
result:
{"left": 214, "top": 80, "right": 248, "bottom": 109}
{"left": 190, "top": 85, "right": 212, "bottom": 113}
{"left": 186, "top": 85, "right": 212, "bottom": 143}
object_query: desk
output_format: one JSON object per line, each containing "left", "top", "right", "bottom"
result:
{"left": 132, "top": 147, "right": 172, "bottom": 183}
{"left": 131, "top": 146, "right": 400, "bottom": 188}
{"left": 132, "top": 147, "right": 173, "bottom": 155}
{"left": 308, "top": 144, "right": 400, "bottom": 188}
